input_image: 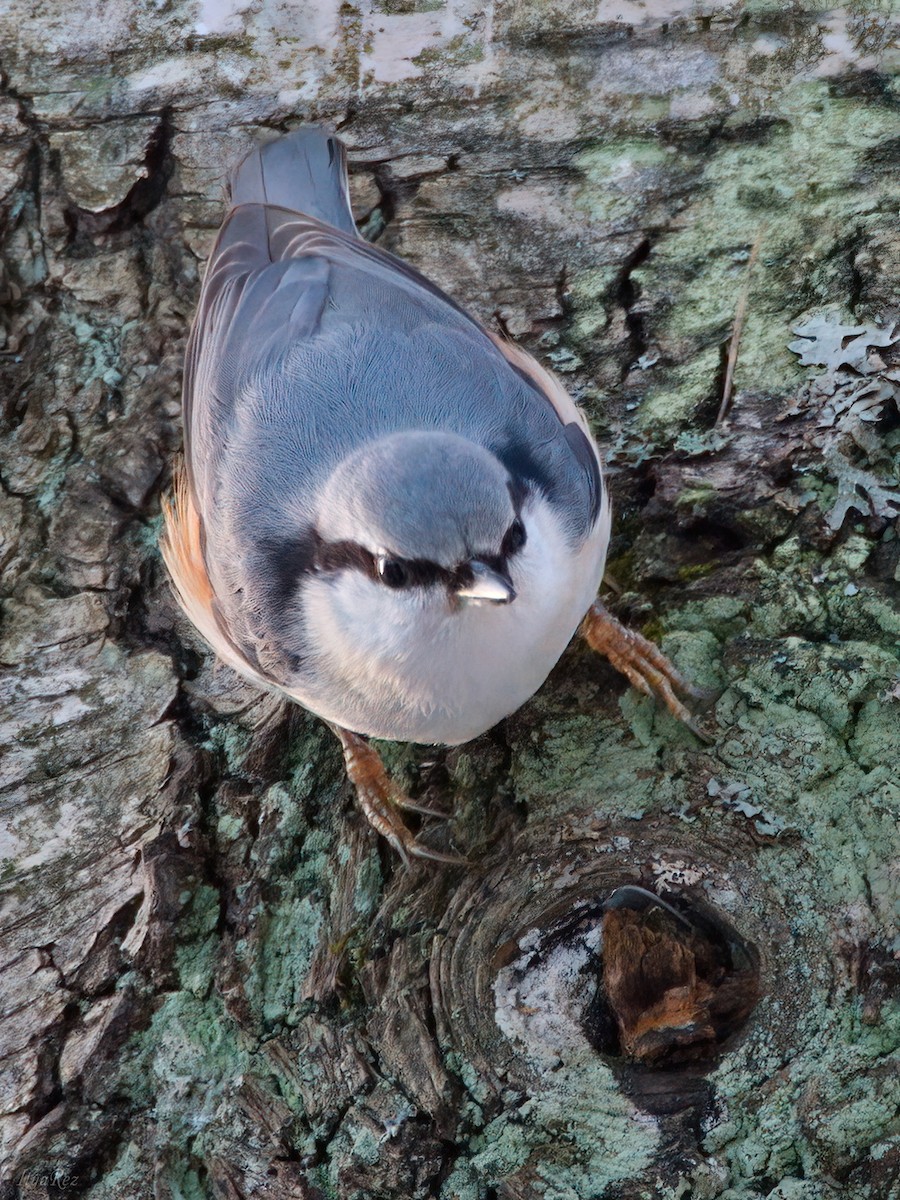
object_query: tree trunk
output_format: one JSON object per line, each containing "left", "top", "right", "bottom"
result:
{"left": 1, "top": 3, "right": 898, "bottom": 1198}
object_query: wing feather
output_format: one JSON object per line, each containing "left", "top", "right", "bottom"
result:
{"left": 160, "top": 462, "right": 271, "bottom": 689}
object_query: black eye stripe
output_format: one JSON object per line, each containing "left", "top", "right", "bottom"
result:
{"left": 312, "top": 524, "right": 525, "bottom": 591}
{"left": 501, "top": 517, "right": 527, "bottom": 558}
{"left": 315, "top": 538, "right": 380, "bottom": 578}
{"left": 259, "top": 528, "right": 319, "bottom": 603}
{"left": 378, "top": 556, "right": 460, "bottom": 589}
{"left": 314, "top": 539, "right": 455, "bottom": 589}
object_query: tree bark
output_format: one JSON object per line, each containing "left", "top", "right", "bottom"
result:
{"left": 1, "top": 3, "right": 898, "bottom": 1198}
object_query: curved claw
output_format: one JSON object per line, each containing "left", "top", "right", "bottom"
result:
{"left": 403, "top": 842, "right": 469, "bottom": 867}
{"left": 395, "top": 797, "right": 453, "bottom": 820}
{"left": 331, "top": 725, "right": 467, "bottom": 867}
{"left": 581, "top": 600, "right": 715, "bottom": 742}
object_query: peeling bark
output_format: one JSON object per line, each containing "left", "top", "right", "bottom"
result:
{"left": 1, "top": 3, "right": 898, "bottom": 1198}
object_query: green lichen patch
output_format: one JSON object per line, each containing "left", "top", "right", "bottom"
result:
{"left": 109, "top": 987, "right": 253, "bottom": 1180}
{"left": 240, "top": 892, "right": 327, "bottom": 1027}
{"left": 175, "top": 884, "right": 221, "bottom": 998}
{"left": 569, "top": 80, "right": 899, "bottom": 440}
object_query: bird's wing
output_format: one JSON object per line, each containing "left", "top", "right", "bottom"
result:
{"left": 185, "top": 205, "right": 602, "bottom": 522}
{"left": 160, "top": 463, "right": 275, "bottom": 694}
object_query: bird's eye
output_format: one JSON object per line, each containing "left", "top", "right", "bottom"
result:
{"left": 377, "top": 556, "right": 412, "bottom": 589}
{"left": 502, "top": 518, "right": 527, "bottom": 557}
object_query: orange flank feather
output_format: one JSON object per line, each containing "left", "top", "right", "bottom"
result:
{"left": 160, "top": 466, "right": 266, "bottom": 686}
{"left": 160, "top": 464, "right": 215, "bottom": 634}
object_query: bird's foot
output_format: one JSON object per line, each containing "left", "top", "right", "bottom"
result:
{"left": 333, "top": 726, "right": 466, "bottom": 866}
{"left": 581, "top": 601, "right": 714, "bottom": 743}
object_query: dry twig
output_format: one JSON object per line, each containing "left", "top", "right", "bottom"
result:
{"left": 716, "top": 227, "right": 766, "bottom": 425}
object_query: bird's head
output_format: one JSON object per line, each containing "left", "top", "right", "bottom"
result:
{"left": 241, "top": 425, "right": 597, "bottom": 742}
{"left": 312, "top": 430, "right": 526, "bottom": 611}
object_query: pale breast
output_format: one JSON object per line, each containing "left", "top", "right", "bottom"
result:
{"left": 286, "top": 496, "right": 611, "bottom": 745}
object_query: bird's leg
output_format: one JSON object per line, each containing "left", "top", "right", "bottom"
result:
{"left": 581, "top": 601, "right": 713, "bottom": 742}
{"left": 331, "top": 726, "right": 465, "bottom": 866}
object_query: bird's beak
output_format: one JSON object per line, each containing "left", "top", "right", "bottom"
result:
{"left": 456, "top": 560, "right": 516, "bottom": 606}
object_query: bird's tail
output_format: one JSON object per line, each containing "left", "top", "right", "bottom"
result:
{"left": 229, "top": 127, "right": 358, "bottom": 237}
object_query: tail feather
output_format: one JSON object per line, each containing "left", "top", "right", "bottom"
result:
{"left": 229, "top": 127, "right": 358, "bottom": 237}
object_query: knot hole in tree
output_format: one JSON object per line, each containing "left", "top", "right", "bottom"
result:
{"left": 426, "top": 821, "right": 779, "bottom": 1151}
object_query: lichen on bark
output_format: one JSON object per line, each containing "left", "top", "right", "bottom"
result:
{"left": 0, "top": 2, "right": 898, "bottom": 1198}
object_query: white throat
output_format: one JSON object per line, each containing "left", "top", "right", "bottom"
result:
{"left": 286, "top": 495, "right": 611, "bottom": 744}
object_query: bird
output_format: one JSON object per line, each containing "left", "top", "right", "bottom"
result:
{"left": 162, "top": 127, "right": 703, "bottom": 864}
